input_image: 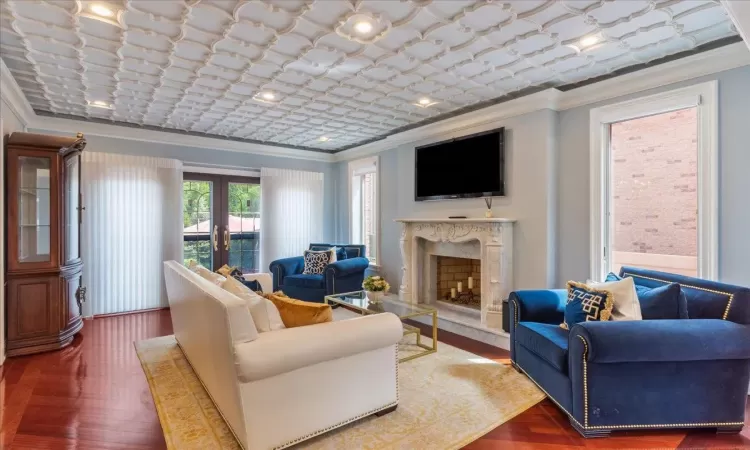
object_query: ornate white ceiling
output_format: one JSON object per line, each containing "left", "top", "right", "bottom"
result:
{"left": 0, "top": 0, "right": 737, "bottom": 152}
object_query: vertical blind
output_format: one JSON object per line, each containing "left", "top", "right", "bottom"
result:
{"left": 81, "top": 152, "right": 183, "bottom": 316}
{"left": 260, "top": 168, "right": 324, "bottom": 270}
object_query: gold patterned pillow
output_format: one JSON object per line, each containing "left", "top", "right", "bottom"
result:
{"left": 561, "top": 281, "right": 614, "bottom": 330}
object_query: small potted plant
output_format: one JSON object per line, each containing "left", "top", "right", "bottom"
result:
{"left": 362, "top": 275, "right": 390, "bottom": 304}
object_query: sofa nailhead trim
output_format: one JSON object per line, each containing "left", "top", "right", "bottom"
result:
{"left": 576, "top": 335, "right": 589, "bottom": 426}
{"left": 622, "top": 272, "right": 735, "bottom": 320}
{"left": 273, "top": 346, "right": 400, "bottom": 450}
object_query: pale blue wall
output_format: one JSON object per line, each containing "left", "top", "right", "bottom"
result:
{"left": 30, "top": 133, "right": 341, "bottom": 246}
{"left": 557, "top": 65, "right": 750, "bottom": 286}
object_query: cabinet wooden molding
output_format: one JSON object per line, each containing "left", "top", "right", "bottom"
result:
{"left": 5, "top": 132, "right": 86, "bottom": 357}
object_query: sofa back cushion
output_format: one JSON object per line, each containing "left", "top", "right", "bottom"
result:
{"left": 309, "top": 243, "right": 365, "bottom": 260}
{"left": 619, "top": 266, "right": 750, "bottom": 324}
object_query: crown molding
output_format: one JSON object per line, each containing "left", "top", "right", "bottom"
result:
{"left": 557, "top": 42, "right": 750, "bottom": 110}
{"left": 334, "top": 89, "right": 562, "bottom": 161}
{"left": 334, "top": 42, "right": 750, "bottom": 162}
{"left": 0, "top": 59, "right": 34, "bottom": 127}
{"left": 26, "top": 115, "right": 336, "bottom": 162}
{"left": 722, "top": 1, "right": 750, "bottom": 51}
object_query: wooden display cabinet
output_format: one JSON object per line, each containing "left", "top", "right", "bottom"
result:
{"left": 4, "top": 132, "right": 86, "bottom": 356}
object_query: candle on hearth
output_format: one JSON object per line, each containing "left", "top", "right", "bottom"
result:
{"left": 457, "top": 281, "right": 463, "bottom": 293}
{"left": 451, "top": 288, "right": 456, "bottom": 299}
{"left": 468, "top": 276, "right": 473, "bottom": 289}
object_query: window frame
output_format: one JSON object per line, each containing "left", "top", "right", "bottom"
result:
{"left": 348, "top": 156, "right": 379, "bottom": 266}
{"left": 589, "top": 81, "right": 718, "bottom": 281}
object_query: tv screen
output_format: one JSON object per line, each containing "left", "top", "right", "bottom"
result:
{"left": 415, "top": 128, "right": 505, "bottom": 201}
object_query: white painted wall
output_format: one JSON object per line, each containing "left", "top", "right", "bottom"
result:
{"left": 341, "top": 109, "right": 559, "bottom": 293}
{"left": 1, "top": 97, "right": 26, "bottom": 365}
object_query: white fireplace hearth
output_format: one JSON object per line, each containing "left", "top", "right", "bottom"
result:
{"left": 396, "top": 218, "right": 515, "bottom": 348}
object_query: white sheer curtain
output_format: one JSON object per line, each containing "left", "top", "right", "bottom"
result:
{"left": 260, "top": 168, "right": 324, "bottom": 271}
{"left": 81, "top": 152, "right": 183, "bottom": 316}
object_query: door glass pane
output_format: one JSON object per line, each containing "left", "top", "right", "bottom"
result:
{"left": 227, "top": 182, "right": 260, "bottom": 274}
{"left": 183, "top": 180, "right": 214, "bottom": 269}
{"left": 18, "top": 156, "right": 52, "bottom": 263}
{"left": 609, "top": 107, "right": 698, "bottom": 277}
{"left": 64, "top": 155, "right": 80, "bottom": 261}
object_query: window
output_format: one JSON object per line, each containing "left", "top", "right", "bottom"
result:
{"left": 589, "top": 82, "right": 717, "bottom": 281}
{"left": 349, "top": 156, "right": 378, "bottom": 264}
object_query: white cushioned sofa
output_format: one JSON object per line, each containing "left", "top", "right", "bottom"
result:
{"left": 163, "top": 261, "right": 403, "bottom": 450}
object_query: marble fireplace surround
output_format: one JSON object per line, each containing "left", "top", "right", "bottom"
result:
{"left": 396, "top": 219, "right": 515, "bottom": 327}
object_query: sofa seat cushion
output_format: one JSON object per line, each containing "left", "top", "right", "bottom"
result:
{"left": 284, "top": 274, "right": 325, "bottom": 289}
{"left": 515, "top": 322, "right": 569, "bottom": 373}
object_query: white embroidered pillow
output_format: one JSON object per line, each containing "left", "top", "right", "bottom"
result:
{"left": 586, "top": 276, "right": 642, "bottom": 321}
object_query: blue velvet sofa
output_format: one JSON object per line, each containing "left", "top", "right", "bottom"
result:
{"left": 509, "top": 266, "right": 750, "bottom": 437}
{"left": 269, "top": 243, "right": 369, "bottom": 303}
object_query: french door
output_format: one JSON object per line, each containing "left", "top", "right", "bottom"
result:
{"left": 182, "top": 173, "right": 261, "bottom": 273}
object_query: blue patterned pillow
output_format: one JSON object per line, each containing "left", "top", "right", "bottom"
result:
{"left": 561, "top": 281, "right": 614, "bottom": 330}
{"left": 302, "top": 249, "right": 334, "bottom": 275}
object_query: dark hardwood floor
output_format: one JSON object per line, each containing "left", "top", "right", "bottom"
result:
{"left": 1, "top": 310, "right": 748, "bottom": 449}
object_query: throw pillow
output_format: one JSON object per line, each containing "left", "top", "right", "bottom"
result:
{"left": 606, "top": 273, "right": 687, "bottom": 319}
{"left": 587, "top": 275, "right": 642, "bottom": 321}
{"left": 190, "top": 263, "right": 226, "bottom": 286}
{"left": 265, "top": 293, "right": 333, "bottom": 328}
{"left": 302, "top": 249, "right": 335, "bottom": 275}
{"left": 561, "top": 281, "right": 614, "bottom": 330}
{"left": 333, "top": 246, "right": 347, "bottom": 261}
{"left": 222, "top": 276, "right": 284, "bottom": 333}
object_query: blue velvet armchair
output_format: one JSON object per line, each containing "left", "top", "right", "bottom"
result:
{"left": 269, "top": 243, "right": 369, "bottom": 303}
{"left": 509, "top": 266, "right": 750, "bottom": 438}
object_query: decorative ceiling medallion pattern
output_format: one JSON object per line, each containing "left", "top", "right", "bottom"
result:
{"left": 0, "top": 0, "right": 737, "bottom": 152}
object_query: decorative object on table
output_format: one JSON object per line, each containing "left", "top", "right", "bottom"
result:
{"left": 270, "top": 243, "right": 369, "bottom": 303}
{"left": 136, "top": 334, "right": 544, "bottom": 450}
{"left": 509, "top": 266, "right": 750, "bottom": 438}
{"left": 363, "top": 275, "right": 390, "bottom": 304}
{"left": 484, "top": 196, "right": 493, "bottom": 218}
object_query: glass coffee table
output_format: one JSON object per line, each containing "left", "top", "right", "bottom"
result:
{"left": 324, "top": 291, "right": 437, "bottom": 362}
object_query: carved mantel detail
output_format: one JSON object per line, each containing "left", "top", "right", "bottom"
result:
{"left": 396, "top": 218, "right": 515, "bottom": 328}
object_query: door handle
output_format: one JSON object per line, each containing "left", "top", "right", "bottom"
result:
{"left": 224, "top": 228, "right": 230, "bottom": 251}
{"left": 213, "top": 225, "right": 219, "bottom": 251}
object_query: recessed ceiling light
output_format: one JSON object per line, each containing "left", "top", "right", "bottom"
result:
{"left": 579, "top": 35, "right": 600, "bottom": 47}
{"left": 90, "top": 3, "right": 114, "bottom": 17}
{"left": 318, "top": 136, "right": 330, "bottom": 142}
{"left": 261, "top": 92, "right": 275, "bottom": 100}
{"left": 418, "top": 97, "right": 431, "bottom": 105}
{"left": 89, "top": 100, "right": 112, "bottom": 109}
{"left": 354, "top": 21, "right": 373, "bottom": 34}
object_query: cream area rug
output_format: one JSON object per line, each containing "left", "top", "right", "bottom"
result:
{"left": 135, "top": 334, "right": 545, "bottom": 450}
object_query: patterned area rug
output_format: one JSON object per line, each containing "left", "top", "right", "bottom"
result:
{"left": 135, "top": 334, "right": 544, "bottom": 450}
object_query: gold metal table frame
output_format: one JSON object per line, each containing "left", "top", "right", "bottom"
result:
{"left": 325, "top": 291, "right": 438, "bottom": 362}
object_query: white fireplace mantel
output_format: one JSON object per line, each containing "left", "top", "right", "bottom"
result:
{"left": 395, "top": 218, "right": 515, "bottom": 328}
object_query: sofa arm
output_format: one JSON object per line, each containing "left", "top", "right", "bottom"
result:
{"left": 233, "top": 313, "right": 403, "bottom": 382}
{"left": 509, "top": 289, "right": 566, "bottom": 326}
{"left": 570, "top": 319, "right": 750, "bottom": 364}
{"left": 326, "top": 257, "right": 370, "bottom": 277}
{"left": 269, "top": 256, "right": 304, "bottom": 290}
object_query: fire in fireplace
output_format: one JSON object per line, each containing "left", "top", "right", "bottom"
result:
{"left": 436, "top": 256, "right": 481, "bottom": 309}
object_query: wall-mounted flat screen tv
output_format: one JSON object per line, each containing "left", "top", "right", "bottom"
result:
{"left": 414, "top": 128, "right": 505, "bottom": 201}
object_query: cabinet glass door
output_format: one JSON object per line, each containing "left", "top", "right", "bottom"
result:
{"left": 64, "top": 154, "right": 81, "bottom": 262}
{"left": 18, "top": 156, "right": 52, "bottom": 263}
